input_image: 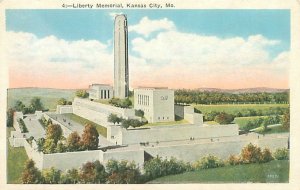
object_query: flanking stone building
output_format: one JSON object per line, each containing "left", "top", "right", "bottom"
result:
{"left": 134, "top": 87, "right": 175, "bottom": 123}
{"left": 88, "top": 84, "right": 114, "bottom": 100}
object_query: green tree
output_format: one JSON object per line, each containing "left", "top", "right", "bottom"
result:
{"left": 46, "top": 124, "right": 63, "bottom": 144}
{"left": 282, "top": 109, "right": 290, "bottom": 130}
{"left": 82, "top": 124, "right": 99, "bottom": 150}
{"left": 121, "top": 119, "right": 131, "bottom": 129}
{"left": 42, "top": 167, "right": 61, "bottom": 184}
{"left": 94, "top": 160, "right": 107, "bottom": 183}
{"left": 135, "top": 109, "right": 144, "bottom": 117}
{"left": 21, "top": 159, "right": 42, "bottom": 184}
{"left": 57, "top": 98, "right": 67, "bottom": 105}
{"left": 261, "top": 148, "right": 274, "bottom": 163}
{"left": 66, "top": 132, "right": 82, "bottom": 151}
{"left": 76, "top": 90, "right": 89, "bottom": 98}
{"left": 30, "top": 97, "right": 44, "bottom": 111}
{"left": 107, "top": 114, "right": 121, "bottom": 125}
{"left": 6, "top": 108, "right": 15, "bottom": 127}
{"left": 240, "top": 143, "right": 262, "bottom": 164}
{"left": 214, "top": 112, "right": 234, "bottom": 124}
{"left": 79, "top": 161, "right": 97, "bottom": 183}
{"left": 194, "top": 155, "right": 224, "bottom": 170}
{"left": 14, "top": 100, "right": 25, "bottom": 112}
{"left": 36, "top": 138, "right": 45, "bottom": 152}
{"left": 106, "top": 160, "right": 141, "bottom": 184}
{"left": 43, "top": 139, "right": 56, "bottom": 154}
{"left": 274, "top": 148, "right": 289, "bottom": 160}
{"left": 56, "top": 141, "right": 66, "bottom": 153}
{"left": 60, "top": 169, "right": 79, "bottom": 184}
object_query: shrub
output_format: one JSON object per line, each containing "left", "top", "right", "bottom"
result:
{"left": 107, "top": 114, "right": 122, "bottom": 125}
{"left": 227, "top": 155, "right": 241, "bottom": 165}
{"left": 6, "top": 108, "right": 14, "bottom": 127}
{"left": 60, "top": 169, "right": 80, "bottom": 184}
{"left": 79, "top": 161, "right": 99, "bottom": 183}
{"left": 42, "top": 167, "right": 61, "bottom": 184}
{"left": 135, "top": 109, "right": 144, "bottom": 117}
{"left": 43, "top": 139, "right": 57, "bottom": 154}
{"left": 21, "top": 159, "right": 42, "bottom": 184}
{"left": 56, "top": 141, "right": 67, "bottom": 153}
{"left": 194, "top": 155, "right": 225, "bottom": 170}
{"left": 18, "top": 118, "right": 28, "bottom": 133}
{"left": 36, "top": 138, "right": 45, "bottom": 152}
{"left": 143, "top": 156, "right": 191, "bottom": 181}
{"left": 214, "top": 112, "right": 234, "bottom": 124}
{"left": 106, "top": 160, "right": 141, "bottom": 184}
{"left": 109, "top": 98, "right": 132, "bottom": 108}
{"left": 273, "top": 148, "right": 289, "bottom": 160}
{"left": 261, "top": 148, "right": 274, "bottom": 163}
{"left": 57, "top": 98, "right": 67, "bottom": 105}
{"left": 76, "top": 90, "right": 89, "bottom": 98}
{"left": 240, "top": 143, "right": 262, "bottom": 164}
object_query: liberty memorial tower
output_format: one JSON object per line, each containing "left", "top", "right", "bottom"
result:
{"left": 114, "top": 14, "right": 129, "bottom": 99}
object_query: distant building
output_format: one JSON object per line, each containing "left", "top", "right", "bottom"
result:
{"left": 134, "top": 87, "right": 175, "bottom": 123}
{"left": 88, "top": 84, "right": 113, "bottom": 100}
{"left": 114, "top": 14, "right": 129, "bottom": 99}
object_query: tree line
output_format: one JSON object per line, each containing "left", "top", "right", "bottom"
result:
{"left": 21, "top": 144, "right": 289, "bottom": 184}
{"left": 200, "top": 106, "right": 288, "bottom": 121}
{"left": 175, "top": 90, "right": 289, "bottom": 105}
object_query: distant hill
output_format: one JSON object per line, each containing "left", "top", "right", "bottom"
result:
{"left": 196, "top": 87, "right": 289, "bottom": 94}
{"left": 7, "top": 88, "right": 77, "bottom": 110}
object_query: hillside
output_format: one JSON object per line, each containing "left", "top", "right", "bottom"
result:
{"left": 7, "top": 88, "right": 76, "bottom": 110}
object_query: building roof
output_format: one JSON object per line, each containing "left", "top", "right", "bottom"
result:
{"left": 90, "top": 83, "right": 112, "bottom": 87}
{"left": 136, "top": 86, "right": 168, "bottom": 90}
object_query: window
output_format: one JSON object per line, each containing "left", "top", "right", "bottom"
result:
{"left": 158, "top": 117, "right": 160, "bottom": 120}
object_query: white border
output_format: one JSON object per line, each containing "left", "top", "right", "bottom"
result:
{"left": 0, "top": 0, "right": 299, "bottom": 189}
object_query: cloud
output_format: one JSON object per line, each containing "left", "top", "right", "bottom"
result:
{"left": 132, "top": 32, "right": 280, "bottom": 66}
{"left": 6, "top": 31, "right": 114, "bottom": 89}
{"left": 129, "top": 17, "right": 175, "bottom": 37}
{"left": 129, "top": 25, "right": 288, "bottom": 89}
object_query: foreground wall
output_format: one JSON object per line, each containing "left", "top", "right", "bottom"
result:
{"left": 119, "top": 124, "right": 239, "bottom": 145}
{"left": 144, "top": 135, "right": 289, "bottom": 162}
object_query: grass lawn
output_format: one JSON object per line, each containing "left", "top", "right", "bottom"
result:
{"left": 204, "top": 121, "right": 219, "bottom": 125}
{"left": 234, "top": 116, "right": 269, "bottom": 129}
{"left": 254, "top": 125, "right": 289, "bottom": 134}
{"left": 193, "top": 104, "right": 288, "bottom": 115}
{"left": 147, "top": 160, "right": 289, "bottom": 184}
{"left": 143, "top": 119, "right": 189, "bottom": 127}
{"left": 62, "top": 113, "right": 107, "bottom": 137}
{"left": 7, "top": 127, "right": 28, "bottom": 184}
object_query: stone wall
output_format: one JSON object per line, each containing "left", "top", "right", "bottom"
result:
{"left": 56, "top": 105, "right": 73, "bottom": 114}
{"left": 102, "top": 149, "right": 145, "bottom": 168}
{"left": 23, "top": 140, "right": 44, "bottom": 169}
{"left": 144, "top": 135, "right": 289, "bottom": 162}
{"left": 73, "top": 97, "right": 135, "bottom": 126}
{"left": 43, "top": 150, "right": 102, "bottom": 171}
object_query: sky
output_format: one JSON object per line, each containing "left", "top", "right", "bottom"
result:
{"left": 6, "top": 9, "right": 290, "bottom": 89}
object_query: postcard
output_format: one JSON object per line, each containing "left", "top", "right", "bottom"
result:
{"left": 1, "top": 0, "right": 300, "bottom": 189}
